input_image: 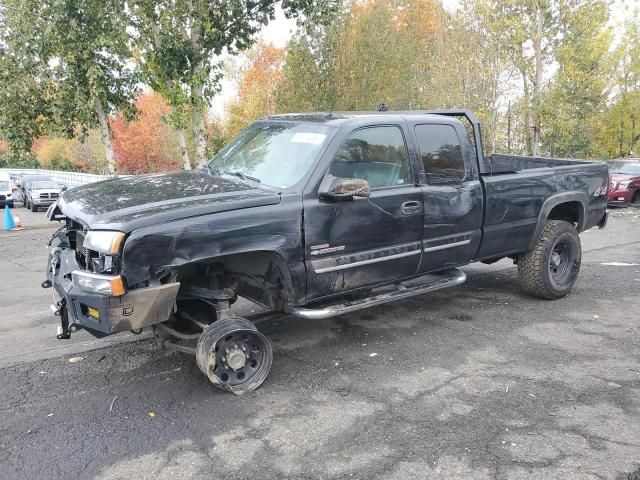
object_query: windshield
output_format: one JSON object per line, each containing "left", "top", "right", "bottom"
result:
{"left": 32, "top": 181, "right": 59, "bottom": 190}
{"left": 208, "top": 121, "right": 334, "bottom": 188}
{"left": 609, "top": 162, "right": 640, "bottom": 175}
{"left": 0, "top": 181, "right": 10, "bottom": 191}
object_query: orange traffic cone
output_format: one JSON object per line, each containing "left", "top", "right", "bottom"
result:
{"left": 13, "top": 215, "right": 23, "bottom": 231}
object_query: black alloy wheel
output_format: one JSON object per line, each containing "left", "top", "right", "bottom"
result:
{"left": 518, "top": 220, "right": 582, "bottom": 299}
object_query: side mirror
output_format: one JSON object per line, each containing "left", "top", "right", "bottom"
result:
{"left": 319, "top": 176, "right": 371, "bottom": 200}
{"left": 61, "top": 185, "right": 68, "bottom": 192}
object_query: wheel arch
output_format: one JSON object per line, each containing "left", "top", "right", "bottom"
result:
{"left": 175, "top": 249, "right": 299, "bottom": 312}
{"left": 528, "top": 192, "right": 587, "bottom": 251}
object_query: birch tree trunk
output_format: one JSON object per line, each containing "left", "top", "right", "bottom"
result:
{"left": 175, "top": 126, "right": 192, "bottom": 170}
{"left": 94, "top": 97, "right": 117, "bottom": 175}
{"left": 190, "top": 84, "right": 208, "bottom": 167}
{"left": 153, "top": 24, "right": 192, "bottom": 170}
{"left": 188, "top": 14, "right": 208, "bottom": 168}
{"left": 520, "top": 66, "right": 532, "bottom": 155}
{"left": 532, "top": 2, "right": 544, "bottom": 157}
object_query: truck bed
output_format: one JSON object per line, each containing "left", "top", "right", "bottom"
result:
{"left": 481, "top": 154, "right": 597, "bottom": 175}
{"left": 476, "top": 154, "right": 609, "bottom": 260}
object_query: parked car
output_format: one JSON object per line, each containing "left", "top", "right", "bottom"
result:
{"left": 0, "top": 172, "right": 15, "bottom": 208}
{"left": 607, "top": 158, "right": 640, "bottom": 206}
{"left": 25, "top": 180, "right": 62, "bottom": 212}
{"left": 19, "top": 174, "right": 51, "bottom": 206}
{"left": 43, "top": 109, "right": 608, "bottom": 394}
{"left": 9, "top": 173, "right": 19, "bottom": 191}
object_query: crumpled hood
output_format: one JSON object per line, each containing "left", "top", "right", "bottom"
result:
{"left": 56, "top": 170, "right": 281, "bottom": 232}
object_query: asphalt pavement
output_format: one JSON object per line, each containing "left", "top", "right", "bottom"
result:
{"left": 1, "top": 209, "right": 639, "bottom": 480}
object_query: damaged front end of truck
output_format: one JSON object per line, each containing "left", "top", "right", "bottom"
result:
{"left": 40, "top": 167, "right": 302, "bottom": 395}
{"left": 44, "top": 209, "right": 180, "bottom": 339}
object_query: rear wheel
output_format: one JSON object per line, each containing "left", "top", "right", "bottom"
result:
{"left": 196, "top": 317, "right": 272, "bottom": 394}
{"left": 517, "top": 220, "right": 581, "bottom": 299}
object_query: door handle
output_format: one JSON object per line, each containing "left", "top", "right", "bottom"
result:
{"left": 401, "top": 201, "right": 422, "bottom": 215}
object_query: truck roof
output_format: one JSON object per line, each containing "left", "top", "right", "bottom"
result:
{"left": 263, "top": 111, "right": 460, "bottom": 127}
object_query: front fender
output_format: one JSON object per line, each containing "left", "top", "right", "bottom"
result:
{"left": 120, "top": 198, "right": 305, "bottom": 304}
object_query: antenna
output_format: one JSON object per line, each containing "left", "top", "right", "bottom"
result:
{"left": 327, "top": 94, "right": 336, "bottom": 117}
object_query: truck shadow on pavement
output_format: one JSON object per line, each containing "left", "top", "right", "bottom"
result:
{"left": 2, "top": 265, "right": 639, "bottom": 480}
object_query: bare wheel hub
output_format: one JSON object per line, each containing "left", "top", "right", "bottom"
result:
{"left": 196, "top": 317, "right": 273, "bottom": 394}
{"left": 226, "top": 347, "right": 247, "bottom": 370}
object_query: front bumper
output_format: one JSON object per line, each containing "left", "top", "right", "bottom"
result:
{"left": 46, "top": 241, "right": 179, "bottom": 337}
{"left": 607, "top": 189, "right": 633, "bottom": 205}
{"left": 34, "top": 199, "right": 57, "bottom": 207}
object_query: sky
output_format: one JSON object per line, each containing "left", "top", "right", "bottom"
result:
{"left": 210, "top": 0, "right": 640, "bottom": 119}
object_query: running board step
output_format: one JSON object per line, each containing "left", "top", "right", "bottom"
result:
{"left": 291, "top": 268, "right": 467, "bottom": 320}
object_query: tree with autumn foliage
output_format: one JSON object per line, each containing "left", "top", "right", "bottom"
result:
{"left": 111, "top": 92, "right": 183, "bottom": 174}
{"left": 225, "top": 44, "right": 286, "bottom": 140}
{"left": 275, "top": 0, "right": 443, "bottom": 113}
{"left": 33, "top": 137, "right": 88, "bottom": 172}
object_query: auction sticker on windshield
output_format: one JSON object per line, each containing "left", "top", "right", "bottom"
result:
{"left": 290, "top": 132, "right": 327, "bottom": 145}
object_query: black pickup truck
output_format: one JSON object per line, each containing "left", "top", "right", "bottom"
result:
{"left": 44, "top": 110, "right": 608, "bottom": 394}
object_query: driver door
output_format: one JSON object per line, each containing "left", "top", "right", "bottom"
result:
{"left": 303, "top": 124, "right": 424, "bottom": 301}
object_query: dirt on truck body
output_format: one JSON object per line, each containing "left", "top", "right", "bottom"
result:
{"left": 43, "top": 109, "right": 609, "bottom": 393}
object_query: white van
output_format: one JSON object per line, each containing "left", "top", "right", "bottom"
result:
{"left": 0, "top": 172, "right": 14, "bottom": 208}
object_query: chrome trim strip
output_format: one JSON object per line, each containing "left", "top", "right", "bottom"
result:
{"left": 423, "top": 239, "right": 471, "bottom": 253}
{"left": 313, "top": 249, "right": 421, "bottom": 274}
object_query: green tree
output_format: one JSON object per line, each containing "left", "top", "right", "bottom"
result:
{"left": 2, "top": 0, "right": 139, "bottom": 174}
{"left": 0, "top": 4, "right": 52, "bottom": 166}
{"left": 542, "top": 0, "right": 613, "bottom": 158}
{"left": 476, "top": 0, "right": 559, "bottom": 156}
{"left": 276, "top": 0, "right": 442, "bottom": 113}
{"left": 276, "top": 32, "right": 334, "bottom": 113}
{"left": 130, "top": 0, "right": 339, "bottom": 169}
{"left": 595, "top": 18, "right": 640, "bottom": 158}
{"left": 225, "top": 44, "right": 285, "bottom": 140}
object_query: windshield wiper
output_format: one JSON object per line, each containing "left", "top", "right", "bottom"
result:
{"left": 205, "top": 164, "right": 220, "bottom": 175}
{"left": 223, "top": 171, "right": 261, "bottom": 183}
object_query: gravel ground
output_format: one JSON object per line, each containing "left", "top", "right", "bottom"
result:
{"left": 0, "top": 210, "right": 639, "bottom": 480}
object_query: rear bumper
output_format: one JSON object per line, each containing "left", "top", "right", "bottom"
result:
{"left": 46, "top": 244, "right": 179, "bottom": 337}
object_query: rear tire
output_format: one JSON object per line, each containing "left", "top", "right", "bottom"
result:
{"left": 517, "top": 220, "right": 581, "bottom": 299}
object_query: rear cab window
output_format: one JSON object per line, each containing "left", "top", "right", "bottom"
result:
{"left": 415, "top": 124, "right": 466, "bottom": 185}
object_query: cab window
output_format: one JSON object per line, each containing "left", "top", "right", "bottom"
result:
{"left": 415, "top": 124, "right": 466, "bottom": 184}
{"left": 330, "top": 126, "right": 411, "bottom": 189}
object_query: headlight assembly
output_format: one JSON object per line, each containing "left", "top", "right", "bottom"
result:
{"left": 83, "top": 230, "right": 125, "bottom": 255}
{"left": 72, "top": 271, "right": 126, "bottom": 296}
